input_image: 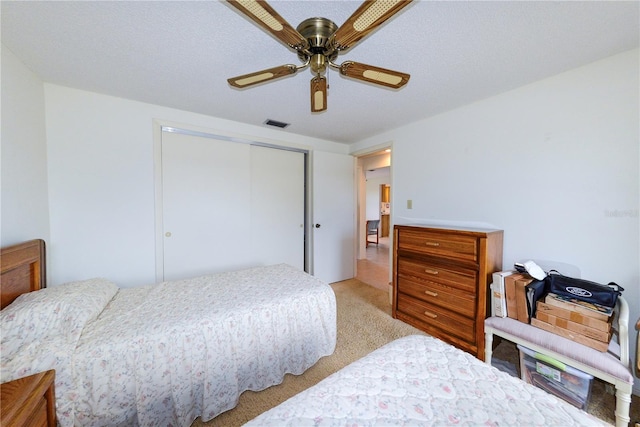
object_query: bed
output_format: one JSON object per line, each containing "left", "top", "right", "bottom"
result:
{"left": 245, "top": 334, "right": 609, "bottom": 426}
{"left": 0, "top": 239, "right": 336, "bottom": 426}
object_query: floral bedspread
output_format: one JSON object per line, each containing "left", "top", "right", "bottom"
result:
{"left": 2, "top": 264, "right": 336, "bottom": 427}
{"left": 246, "top": 335, "right": 608, "bottom": 427}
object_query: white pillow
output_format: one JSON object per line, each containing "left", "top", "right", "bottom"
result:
{"left": 1, "top": 278, "right": 119, "bottom": 357}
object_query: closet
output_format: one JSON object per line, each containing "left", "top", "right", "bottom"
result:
{"left": 160, "top": 128, "right": 305, "bottom": 282}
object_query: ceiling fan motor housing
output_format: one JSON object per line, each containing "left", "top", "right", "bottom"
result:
{"left": 296, "top": 17, "right": 339, "bottom": 67}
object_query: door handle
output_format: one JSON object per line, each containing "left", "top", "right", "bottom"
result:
{"left": 315, "top": 223, "right": 321, "bottom": 228}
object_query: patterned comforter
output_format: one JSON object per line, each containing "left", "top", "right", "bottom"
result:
{"left": 246, "top": 335, "right": 608, "bottom": 426}
{"left": 1, "top": 264, "right": 336, "bottom": 426}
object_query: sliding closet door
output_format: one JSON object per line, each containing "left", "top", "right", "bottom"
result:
{"left": 161, "top": 131, "right": 251, "bottom": 281}
{"left": 160, "top": 131, "right": 305, "bottom": 282}
{"left": 250, "top": 145, "right": 305, "bottom": 269}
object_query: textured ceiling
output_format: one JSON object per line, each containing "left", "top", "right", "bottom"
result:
{"left": 2, "top": 1, "right": 638, "bottom": 144}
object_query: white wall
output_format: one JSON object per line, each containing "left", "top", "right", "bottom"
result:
{"left": 353, "top": 49, "right": 640, "bottom": 392}
{"left": 365, "top": 177, "right": 388, "bottom": 220}
{"left": 43, "top": 85, "right": 348, "bottom": 288}
{"left": 1, "top": 45, "right": 50, "bottom": 247}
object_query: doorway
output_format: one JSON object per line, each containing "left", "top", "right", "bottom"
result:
{"left": 355, "top": 148, "right": 391, "bottom": 292}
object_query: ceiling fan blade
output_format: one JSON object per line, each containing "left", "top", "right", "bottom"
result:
{"left": 226, "top": 0, "right": 309, "bottom": 51}
{"left": 310, "top": 76, "right": 327, "bottom": 112}
{"left": 331, "top": 0, "right": 413, "bottom": 51}
{"left": 228, "top": 64, "right": 298, "bottom": 88}
{"left": 339, "top": 61, "right": 410, "bottom": 89}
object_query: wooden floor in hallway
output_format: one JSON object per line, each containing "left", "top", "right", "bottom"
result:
{"left": 356, "top": 236, "right": 391, "bottom": 292}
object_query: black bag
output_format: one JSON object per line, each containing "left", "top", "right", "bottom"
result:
{"left": 545, "top": 271, "right": 623, "bottom": 308}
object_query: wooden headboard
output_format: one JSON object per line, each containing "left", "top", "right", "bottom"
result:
{"left": 0, "top": 239, "right": 46, "bottom": 309}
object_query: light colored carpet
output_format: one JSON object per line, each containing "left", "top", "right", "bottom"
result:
{"left": 192, "top": 279, "right": 638, "bottom": 427}
{"left": 191, "top": 279, "right": 423, "bottom": 427}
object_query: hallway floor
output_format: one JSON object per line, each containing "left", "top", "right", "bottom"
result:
{"left": 356, "top": 236, "right": 391, "bottom": 292}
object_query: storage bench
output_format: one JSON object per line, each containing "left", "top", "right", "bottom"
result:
{"left": 484, "top": 296, "right": 632, "bottom": 427}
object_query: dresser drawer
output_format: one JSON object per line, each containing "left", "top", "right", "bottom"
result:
{"left": 398, "top": 230, "right": 478, "bottom": 262}
{"left": 397, "top": 293, "right": 475, "bottom": 343}
{"left": 397, "top": 258, "right": 477, "bottom": 293}
{"left": 397, "top": 276, "right": 476, "bottom": 318}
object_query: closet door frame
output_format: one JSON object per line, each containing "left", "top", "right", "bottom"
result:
{"left": 152, "top": 121, "right": 309, "bottom": 283}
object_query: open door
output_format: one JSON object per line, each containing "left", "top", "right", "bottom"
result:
{"left": 311, "top": 151, "right": 355, "bottom": 283}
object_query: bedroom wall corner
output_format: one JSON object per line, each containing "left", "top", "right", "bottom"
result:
{"left": 0, "top": 43, "right": 51, "bottom": 249}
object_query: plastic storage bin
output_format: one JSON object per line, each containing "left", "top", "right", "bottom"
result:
{"left": 518, "top": 345, "right": 593, "bottom": 410}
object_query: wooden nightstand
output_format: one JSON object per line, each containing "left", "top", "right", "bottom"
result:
{"left": 1, "top": 370, "right": 56, "bottom": 427}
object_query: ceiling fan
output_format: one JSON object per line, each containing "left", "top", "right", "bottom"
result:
{"left": 226, "top": 0, "right": 413, "bottom": 113}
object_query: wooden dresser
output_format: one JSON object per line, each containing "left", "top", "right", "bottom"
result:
{"left": 1, "top": 370, "right": 56, "bottom": 427}
{"left": 392, "top": 225, "right": 503, "bottom": 360}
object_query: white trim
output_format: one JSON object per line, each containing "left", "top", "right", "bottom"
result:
{"left": 161, "top": 126, "right": 309, "bottom": 154}
{"left": 349, "top": 140, "right": 394, "bottom": 157}
{"left": 152, "top": 120, "right": 165, "bottom": 283}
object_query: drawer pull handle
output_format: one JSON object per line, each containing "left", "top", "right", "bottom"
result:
{"left": 425, "top": 242, "right": 440, "bottom": 247}
{"left": 424, "top": 290, "right": 438, "bottom": 297}
{"left": 424, "top": 269, "right": 439, "bottom": 275}
{"left": 423, "top": 310, "right": 438, "bottom": 319}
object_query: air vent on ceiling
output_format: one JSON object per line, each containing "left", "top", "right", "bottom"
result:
{"left": 264, "top": 119, "right": 290, "bottom": 129}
